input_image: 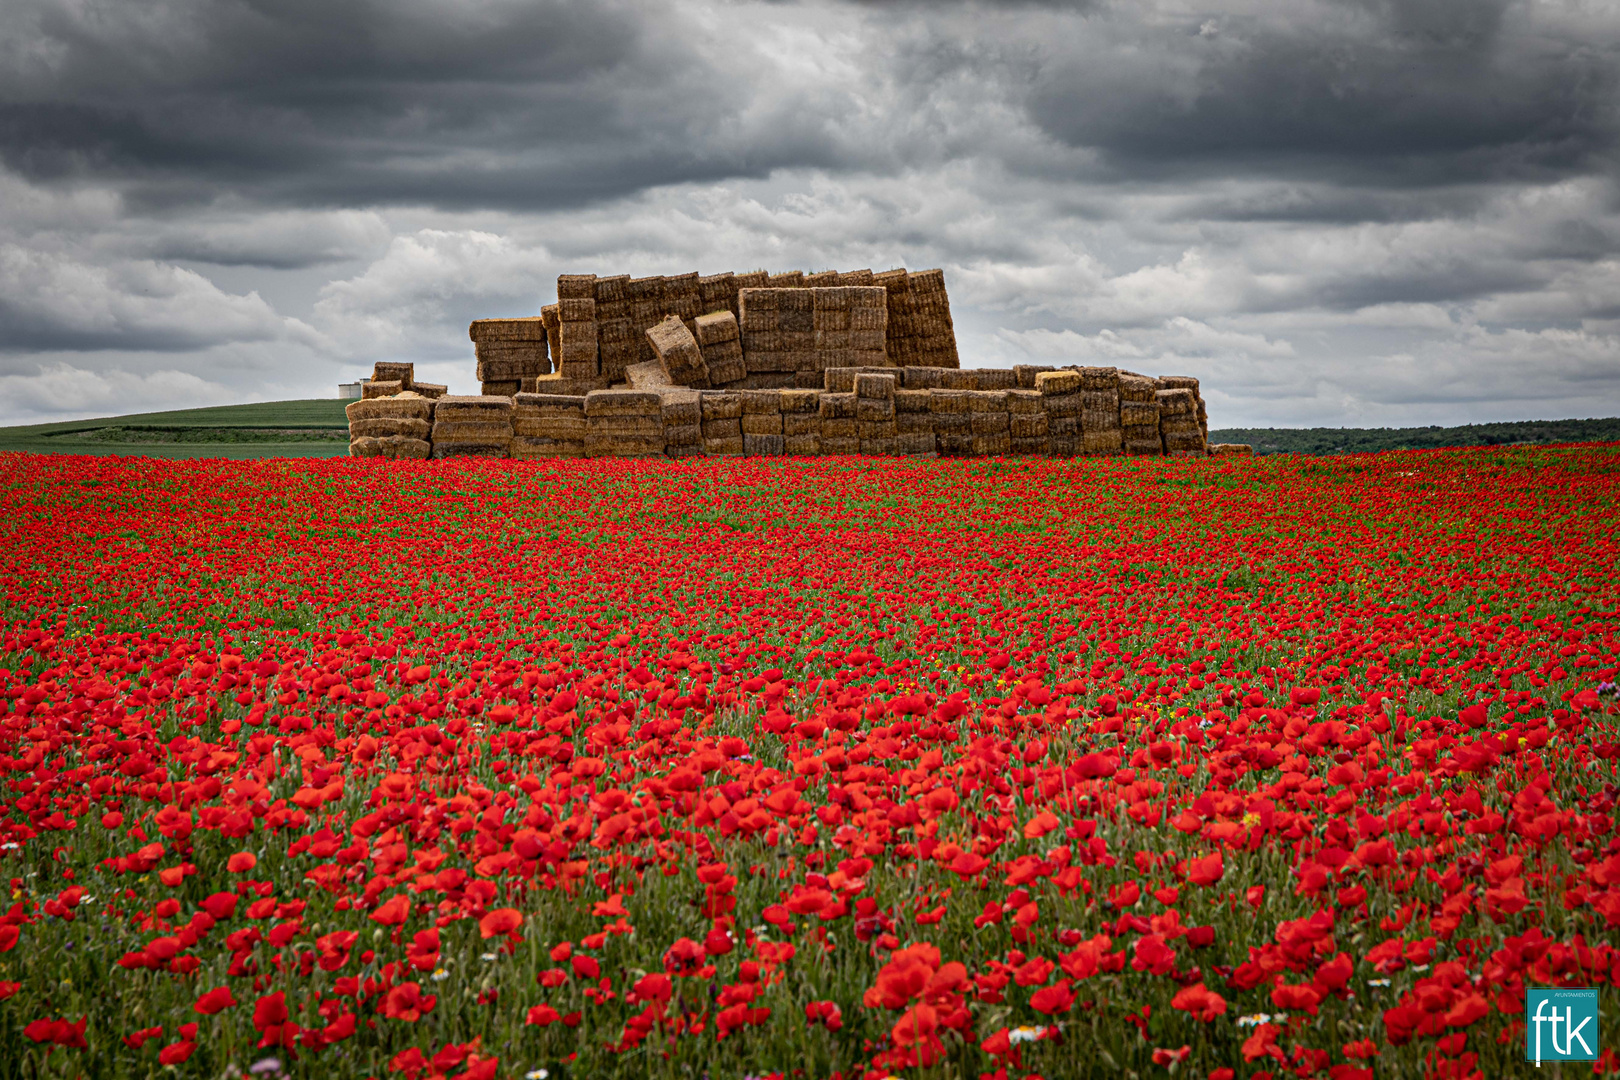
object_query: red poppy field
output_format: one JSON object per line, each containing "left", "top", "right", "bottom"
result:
{"left": 1, "top": 445, "right": 1617, "bottom": 1080}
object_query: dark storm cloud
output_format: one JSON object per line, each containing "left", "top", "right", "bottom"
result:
{"left": 0, "top": 0, "right": 862, "bottom": 213}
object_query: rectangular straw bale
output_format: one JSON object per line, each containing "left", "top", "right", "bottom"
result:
{"left": 819, "top": 392, "right": 857, "bottom": 420}
{"left": 645, "top": 315, "right": 709, "bottom": 388}
{"left": 837, "top": 268, "right": 874, "bottom": 286}
{"left": 782, "top": 412, "right": 820, "bottom": 436}
{"left": 971, "top": 368, "right": 1017, "bottom": 391}
{"left": 895, "top": 432, "right": 935, "bottom": 456}
{"left": 349, "top": 435, "right": 382, "bottom": 458}
{"left": 480, "top": 380, "right": 521, "bottom": 397}
{"left": 784, "top": 433, "right": 820, "bottom": 456}
{"left": 1047, "top": 415, "right": 1080, "bottom": 438}
{"left": 510, "top": 437, "right": 584, "bottom": 459}
{"left": 661, "top": 390, "right": 701, "bottom": 427}
{"left": 1081, "top": 389, "right": 1120, "bottom": 413}
{"left": 854, "top": 372, "right": 896, "bottom": 399}
{"left": 822, "top": 367, "right": 885, "bottom": 393}
{"left": 767, "top": 271, "right": 804, "bottom": 288}
{"left": 701, "top": 418, "right": 742, "bottom": 441}
{"left": 348, "top": 396, "right": 433, "bottom": 423}
{"left": 363, "top": 380, "right": 404, "bottom": 399}
{"left": 745, "top": 348, "right": 796, "bottom": 373}
{"left": 779, "top": 388, "right": 820, "bottom": 414}
{"left": 1014, "top": 365, "right": 1055, "bottom": 389}
{"left": 558, "top": 297, "right": 596, "bottom": 323}
{"left": 860, "top": 436, "right": 896, "bottom": 456}
{"left": 700, "top": 392, "right": 743, "bottom": 420}
{"left": 856, "top": 397, "right": 896, "bottom": 422}
{"left": 1118, "top": 374, "right": 1157, "bottom": 403}
{"left": 704, "top": 436, "right": 745, "bottom": 456}
{"left": 663, "top": 271, "right": 701, "bottom": 319}
{"left": 805, "top": 271, "right": 839, "bottom": 288}
{"left": 971, "top": 433, "right": 1011, "bottom": 457}
{"left": 1209, "top": 443, "right": 1253, "bottom": 457}
{"left": 895, "top": 412, "right": 934, "bottom": 436}
{"left": 585, "top": 434, "right": 663, "bottom": 459}
{"left": 744, "top": 433, "right": 785, "bottom": 456}
{"left": 902, "top": 366, "right": 943, "bottom": 389}
{"left": 542, "top": 305, "right": 560, "bottom": 361}
{"left": 929, "top": 388, "right": 971, "bottom": 414}
{"left": 1120, "top": 403, "right": 1159, "bottom": 428}
{"left": 373, "top": 435, "right": 432, "bottom": 461}
{"left": 821, "top": 436, "right": 860, "bottom": 456}
{"left": 938, "top": 369, "right": 976, "bottom": 390}
{"left": 733, "top": 270, "right": 769, "bottom": 292}
{"left": 1156, "top": 388, "right": 1197, "bottom": 415}
{"left": 741, "top": 413, "right": 784, "bottom": 436}
{"left": 529, "top": 373, "right": 607, "bottom": 397}
{"left": 412, "top": 382, "right": 447, "bottom": 399}
{"left": 349, "top": 417, "right": 431, "bottom": 440}
{"left": 557, "top": 274, "right": 597, "bottom": 300}
{"left": 513, "top": 416, "right": 586, "bottom": 439}
{"left": 936, "top": 432, "right": 973, "bottom": 457}
{"left": 740, "top": 389, "right": 782, "bottom": 415}
{"left": 970, "top": 411, "right": 1009, "bottom": 435}
{"left": 1007, "top": 389, "right": 1043, "bottom": 414}
{"left": 664, "top": 423, "right": 701, "bottom": 448}
{"left": 372, "top": 361, "right": 416, "bottom": 386}
{"left": 820, "top": 416, "right": 858, "bottom": 439}
{"left": 894, "top": 388, "right": 931, "bottom": 414}
{"left": 626, "top": 360, "right": 675, "bottom": 391}
{"left": 968, "top": 389, "right": 1009, "bottom": 412}
{"left": 1124, "top": 430, "right": 1163, "bottom": 457}
{"left": 1042, "top": 393, "right": 1080, "bottom": 419}
{"left": 1081, "top": 429, "right": 1124, "bottom": 455}
{"left": 1036, "top": 370, "right": 1082, "bottom": 396}
{"left": 1010, "top": 413, "right": 1048, "bottom": 439}
{"left": 432, "top": 443, "right": 510, "bottom": 460}
{"left": 585, "top": 389, "right": 661, "bottom": 417}
{"left": 698, "top": 272, "right": 737, "bottom": 313}
{"left": 694, "top": 310, "right": 740, "bottom": 345}
{"left": 812, "top": 286, "right": 850, "bottom": 311}
{"left": 1049, "top": 436, "right": 1079, "bottom": 458}
{"left": 1080, "top": 365, "right": 1119, "bottom": 390}
{"left": 702, "top": 340, "right": 747, "bottom": 387}
{"left": 594, "top": 274, "right": 630, "bottom": 310}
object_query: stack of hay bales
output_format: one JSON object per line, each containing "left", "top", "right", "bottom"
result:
{"left": 585, "top": 389, "right": 663, "bottom": 458}
{"left": 930, "top": 388, "right": 973, "bottom": 456}
{"left": 662, "top": 390, "right": 702, "bottom": 458}
{"left": 511, "top": 393, "right": 586, "bottom": 459}
{"left": 780, "top": 389, "right": 821, "bottom": 455}
{"left": 817, "top": 387, "right": 860, "bottom": 456}
{"left": 1008, "top": 389, "right": 1048, "bottom": 454}
{"left": 1209, "top": 443, "right": 1253, "bottom": 457}
{"left": 556, "top": 275, "right": 599, "bottom": 381}
{"left": 907, "top": 269, "right": 960, "bottom": 368}
{"left": 1159, "top": 375, "right": 1208, "bottom": 443}
{"left": 1119, "top": 373, "right": 1163, "bottom": 457}
{"left": 593, "top": 275, "right": 636, "bottom": 385}
{"left": 894, "top": 386, "right": 935, "bottom": 456}
{"left": 969, "top": 389, "right": 1011, "bottom": 456}
{"left": 699, "top": 272, "right": 739, "bottom": 320}
{"left": 470, "top": 318, "right": 549, "bottom": 396}
{"left": 1080, "top": 367, "right": 1124, "bottom": 456}
{"left": 700, "top": 391, "right": 744, "bottom": 456}
{"left": 1035, "top": 370, "right": 1082, "bottom": 457}
{"left": 1156, "top": 388, "right": 1206, "bottom": 457}
{"left": 740, "top": 390, "right": 785, "bottom": 456}
{"left": 347, "top": 392, "right": 433, "bottom": 460}
{"left": 432, "top": 396, "right": 514, "bottom": 459}
{"left": 855, "top": 372, "right": 898, "bottom": 455}
{"left": 693, "top": 311, "right": 747, "bottom": 387}
{"left": 645, "top": 315, "right": 710, "bottom": 389}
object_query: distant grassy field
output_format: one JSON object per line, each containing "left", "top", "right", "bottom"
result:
{"left": 1210, "top": 416, "right": 1620, "bottom": 455}
{"left": 0, "top": 399, "right": 352, "bottom": 460}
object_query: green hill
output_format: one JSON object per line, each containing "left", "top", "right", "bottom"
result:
{"left": 1209, "top": 417, "right": 1620, "bottom": 456}
{"left": 0, "top": 399, "right": 353, "bottom": 460}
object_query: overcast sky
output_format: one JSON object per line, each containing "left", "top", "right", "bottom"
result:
{"left": 1, "top": 0, "right": 1617, "bottom": 428}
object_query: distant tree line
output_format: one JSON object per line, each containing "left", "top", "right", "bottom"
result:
{"left": 1208, "top": 417, "right": 1620, "bottom": 456}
